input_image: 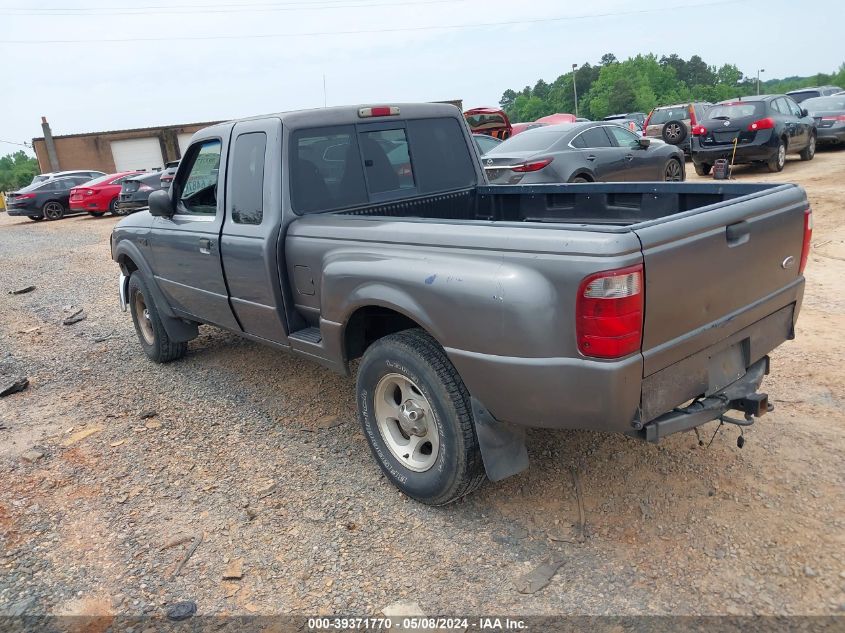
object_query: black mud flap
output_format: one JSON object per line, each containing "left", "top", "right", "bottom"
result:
{"left": 471, "top": 398, "right": 529, "bottom": 481}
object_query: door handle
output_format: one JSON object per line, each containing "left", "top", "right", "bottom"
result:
{"left": 726, "top": 221, "right": 750, "bottom": 246}
{"left": 199, "top": 238, "right": 213, "bottom": 254}
{"left": 625, "top": 153, "right": 634, "bottom": 161}
{"left": 586, "top": 154, "right": 597, "bottom": 161}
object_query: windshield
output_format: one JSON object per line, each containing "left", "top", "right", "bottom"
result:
{"left": 707, "top": 102, "right": 764, "bottom": 119}
{"left": 486, "top": 129, "right": 565, "bottom": 153}
{"left": 32, "top": 174, "right": 49, "bottom": 184}
{"left": 648, "top": 106, "right": 689, "bottom": 125}
{"left": 803, "top": 96, "right": 845, "bottom": 111}
{"left": 464, "top": 113, "right": 507, "bottom": 131}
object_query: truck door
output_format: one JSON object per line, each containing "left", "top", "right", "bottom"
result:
{"left": 149, "top": 137, "right": 240, "bottom": 330}
{"left": 220, "top": 118, "right": 290, "bottom": 344}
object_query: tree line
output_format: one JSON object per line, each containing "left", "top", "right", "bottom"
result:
{"left": 0, "top": 151, "right": 39, "bottom": 192}
{"left": 499, "top": 53, "right": 845, "bottom": 122}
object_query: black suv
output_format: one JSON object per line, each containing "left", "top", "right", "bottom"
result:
{"left": 690, "top": 95, "right": 816, "bottom": 175}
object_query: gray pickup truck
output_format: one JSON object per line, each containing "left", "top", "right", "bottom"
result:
{"left": 111, "top": 103, "right": 812, "bottom": 505}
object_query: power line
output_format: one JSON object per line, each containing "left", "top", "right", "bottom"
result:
{"left": 0, "top": 0, "right": 752, "bottom": 44}
{"left": 0, "top": 0, "right": 460, "bottom": 17}
{"left": 0, "top": 139, "right": 31, "bottom": 148}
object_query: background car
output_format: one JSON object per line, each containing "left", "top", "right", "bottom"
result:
{"left": 159, "top": 160, "right": 179, "bottom": 189}
{"left": 5, "top": 175, "right": 95, "bottom": 221}
{"left": 115, "top": 172, "right": 164, "bottom": 215}
{"left": 786, "top": 86, "right": 844, "bottom": 103}
{"left": 481, "top": 122, "right": 685, "bottom": 185}
{"left": 473, "top": 134, "right": 502, "bottom": 155}
{"left": 31, "top": 169, "right": 105, "bottom": 185}
{"left": 643, "top": 102, "right": 711, "bottom": 154}
{"left": 69, "top": 171, "right": 141, "bottom": 217}
{"left": 691, "top": 95, "right": 816, "bottom": 174}
{"left": 802, "top": 95, "right": 845, "bottom": 146}
{"left": 603, "top": 112, "right": 647, "bottom": 130}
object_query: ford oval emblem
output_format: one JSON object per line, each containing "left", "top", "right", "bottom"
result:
{"left": 781, "top": 256, "right": 795, "bottom": 269}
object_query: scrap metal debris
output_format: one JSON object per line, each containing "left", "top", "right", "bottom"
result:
{"left": 0, "top": 377, "right": 29, "bottom": 397}
{"left": 172, "top": 534, "right": 203, "bottom": 579}
{"left": 9, "top": 285, "right": 35, "bottom": 295}
{"left": 62, "top": 309, "right": 86, "bottom": 326}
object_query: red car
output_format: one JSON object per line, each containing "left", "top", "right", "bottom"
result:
{"left": 69, "top": 171, "right": 141, "bottom": 217}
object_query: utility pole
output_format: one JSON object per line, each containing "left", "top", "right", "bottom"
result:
{"left": 756, "top": 68, "right": 765, "bottom": 95}
{"left": 572, "top": 63, "right": 579, "bottom": 118}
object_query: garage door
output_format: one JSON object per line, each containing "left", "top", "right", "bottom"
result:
{"left": 177, "top": 133, "right": 194, "bottom": 157}
{"left": 111, "top": 138, "right": 164, "bottom": 171}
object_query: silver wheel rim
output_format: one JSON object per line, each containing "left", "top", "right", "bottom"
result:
{"left": 44, "top": 202, "right": 62, "bottom": 219}
{"left": 665, "top": 160, "right": 682, "bottom": 181}
{"left": 134, "top": 292, "right": 155, "bottom": 345}
{"left": 666, "top": 124, "right": 681, "bottom": 140}
{"left": 373, "top": 373, "right": 439, "bottom": 472}
{"left": 808, "top": 136, "right": 815, "bottom": 157}
{"left": 778, "top": 144, "right": 785, "bottom": 167}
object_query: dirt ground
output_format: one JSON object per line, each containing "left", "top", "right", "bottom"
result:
{"left": 1, "top": 148, "right": 844, "bottom": 621}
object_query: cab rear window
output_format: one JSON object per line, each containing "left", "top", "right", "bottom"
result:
{"left": 290, "top": 117, "right": 475, "bottom": 214}
{"left": 648, "top": 107, "right": 689, "bottom": 125}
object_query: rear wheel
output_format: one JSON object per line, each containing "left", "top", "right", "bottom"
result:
{"left": 109, "top": 197, "right": 120, "bottom": 215}
{"left": 571, "top": 175, "right": 591, "bottom": 183}
{"left": 800, "top": 134, "right": 816, "bottom": 161}
{"left": 356, "top": 329, "right": 486, "bottom": 505}
{"left": 663, "top": 158, "right": 684, "bottom": 181}
{"left": 42, "top": 201, "right": 64, "bottom": 221}
{"left": 128, "top": 272, "right": 187, "bottom": 363}
{"left": 694, "top": 162, "right": 712, "bottom": 177}
{"left": 767, "top": 139, "right": 786, "bottom": 172}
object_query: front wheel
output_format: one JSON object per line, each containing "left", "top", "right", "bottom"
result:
{"left": 768, "top": 139, "right": 786, "bottom": 172}
{"left": 663, "top": 158, "right": 684, "bottom": 181}
{"left": 42, "top": 201, "right": 64, "bottom": 220}
{"left": 356, "top": 329, "right": 486, "bottom": 505}
{"left": 694, "top": 162, "right": 712, "bottom": 177}
{"left": 800, "top": 134, "right": 816, "bottom": 161}
{"left": 128, "top": 273, "right": 187, "bottom": 363}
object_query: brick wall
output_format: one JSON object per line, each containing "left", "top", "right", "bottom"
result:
{"left": 32, "top": 122, "right": 219, "bottom": 174}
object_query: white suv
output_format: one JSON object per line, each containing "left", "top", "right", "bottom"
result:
{"left": 31, "top": 170, "right": 105, "bottom": 185}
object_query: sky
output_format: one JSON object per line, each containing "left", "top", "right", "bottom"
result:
{"left": 1, "top": 0, "right": 843, "bottom": 155}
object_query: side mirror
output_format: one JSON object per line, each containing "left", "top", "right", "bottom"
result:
{"left": 148, "top": 189, "right": 174, "bottom": 217}
{"left": 637, "top": 137, "right": 651, "bottom": 149}
{"left": 801, "top": 108, "right": 809, "bottom": 118}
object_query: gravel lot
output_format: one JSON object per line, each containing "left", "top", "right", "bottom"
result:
{"left": 1, "top": 149, "right": 844, "bottom": 620}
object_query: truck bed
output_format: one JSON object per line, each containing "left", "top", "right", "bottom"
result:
{"left": 337, "top": 181, "right": 784, "bottom": 228}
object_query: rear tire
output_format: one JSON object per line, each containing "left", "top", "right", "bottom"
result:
{"left": 767, "top": 139, "right": 786, "bottom": 172}
{"left": 356, "top": 329, "right": 486, "bottom": 505}
{"left": 571, "top": 175, "right": 590, "bottom": 183}
{"left": 800, "top": 134, "right": 816, "bottom": 161}
{"left": 42, "top": 201, "right": 64, "bottom": 221}
{"left": 694, "top": 162, "right": 712, "bottom": 177}
{"left": 128, "top": 272, "right": 187, "bottom": 363}
{"left": 109, "top": 197, "right": 120, "bottom": 215}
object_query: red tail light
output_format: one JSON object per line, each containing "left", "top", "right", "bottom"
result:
{"left": 692, "top": 125, "right": 708, "bottom": 136}
{"left": 17, "top": 193, "right": 36, "bottom": 200}
{"left": 821, "top": 115, "right": 845, "bottom": 121}
{"left": 748, "top": 117, "right": 775, "bottom": 131}
{"left": 576, "top": 264, "right": 644, "bottom": 359}
{"left": 358, "top": 106, "right": 400, "bottom": 118}
{"left": 511, "top": 157, "right": 553, "bottom": 173}
{"left": 139, "top": 184, "right": 153, "bottom": 192}
{"left": 799, "top": 208, "right": 813, "bottom": 274}
{"left": 688, "top": 105, "right": 698, "bottom": 126}
{"left": 84, "top": 189, "right": 95, "bottom": 196}
{"left": 643, "top": 112, "right": 653, "bottom": 129}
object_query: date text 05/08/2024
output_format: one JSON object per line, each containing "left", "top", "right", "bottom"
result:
{"left": 308, "top": 617, "right": 527, "bottom": 630}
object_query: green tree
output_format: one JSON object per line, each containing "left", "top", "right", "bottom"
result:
{"left": 499, "top": 89, "right": 518, "bottom": 111}
{"left": 0, "top": 151, "right": 39, "bottom": 192}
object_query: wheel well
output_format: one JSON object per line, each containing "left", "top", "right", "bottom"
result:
{"left": 571, "top": 172, "right": 593, "bottom": 182}
{"left": 118, "top": 254, "right": 139, "bottom": 275}
{"left": 344, "top": 306, "right": 423, "bottom": 361}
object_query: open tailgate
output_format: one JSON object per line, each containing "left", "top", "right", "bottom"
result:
{"left": 634, "top": 184, "right": 808, "bottom": 390}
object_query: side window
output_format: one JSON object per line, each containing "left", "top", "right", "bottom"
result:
{"left": 571, "top": 134, "right": 587, "bottom": 149}
{"left": 578, "top": 126, "right": 614, "bottom": 148}
{"left": 405, "top": 118, "right": 476, "bottom": 193}
{"left": 785, "top": 97, "right": 803, "bottom": 117}
{"left": 359, "top": 128, "right": 413, "bottom": 193}
{"left": 605, "top": 126, "right": 639, "bottom": 148}
{"left": 770, "top": 99, "right": 785, "bottom": 114}
{"left": 177, "top": 140, "right": 221, "bottom": 216}
{"left": 290, "top": 126, "right": 367, "bottom": 214}
{"left": 231, "top": 132, "right": 267, "bottom": 225}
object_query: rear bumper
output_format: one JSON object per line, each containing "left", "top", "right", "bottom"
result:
{"left": 5, "top": 204, "right": 38, "bottom": 216}
{"left": 70, "top": 198, "right": 109, "bottom": 212}
{"left": 692, "top": 140, "right": 777, "bottom": 165}
{"left": 116, "top": 200, "right": 149, "bottom": 213}
{"left": 817, "top": 128, "right": 845, "bottom": 144}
